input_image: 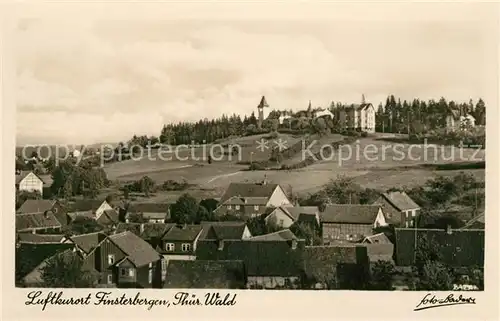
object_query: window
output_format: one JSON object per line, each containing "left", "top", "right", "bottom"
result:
{"left": 161, "top": 259, "right": 167, "bottom": 271}
{"left": 235, "top": 205, "right": 240, "bottom": 210}
{"left": 409, "top": 220, "right": 414, "bottom": 227}
{"left": 181, "top": 243, "right": 192, "bottom": 252}
{"left": 412, "top": 210, "right": 416, "bottom": 217}
{"left": 165, "top": 243, "right": 175, "bottom": 251}
{"left": 120, "top": 268, "right": 127, "bottom": 276}
{"left": 149, "top": 263, "right": 153, "bottom": 268}
{"left": 107, "top": 274, "right": 113, "bottom": 284}
{"left": 107, "top": 254, "right": 115, "bottom": 265}
{"left": 148, "top": 270, "right": 153, "bottom": 284}
{"left": 254, "top": 205, "right": 259, "bottom": 211}
{"left": 279, "top": 219, "right": 284, "bottom": 227}
{"left": 128, "top": 269, "right": 135, "bottom": 277}
{"left": 227, "top": 205, "right": 232, "bottom": 210}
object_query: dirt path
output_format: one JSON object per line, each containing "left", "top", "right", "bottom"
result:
{"left": 205, "top": 171, "right": 242, "bottom": 184}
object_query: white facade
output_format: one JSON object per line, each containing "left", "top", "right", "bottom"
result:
{"left": 18, "top": 172, "right": 44, "bottom": 195}
{"left": 95, "top": 201, "right": 113, "bottom": 219}
{"left": 266, "top": 186, "right": 293, "bottom": 207}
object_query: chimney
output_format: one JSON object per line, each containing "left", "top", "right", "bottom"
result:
{"left": 218, "top": 239, "right": 224, "bottom": 251}
{"left": 446, "top": 224, "right": 452, "bottom": 235}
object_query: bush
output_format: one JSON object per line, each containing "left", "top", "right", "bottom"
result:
{"left": 360, "top": 131, "right": 368, "bottom": 137}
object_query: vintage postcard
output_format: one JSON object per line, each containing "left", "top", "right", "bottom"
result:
{"left": 1, "top": 1, "right": 498, "bottom": 320}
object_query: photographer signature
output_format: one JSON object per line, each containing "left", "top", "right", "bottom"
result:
{"left": 414, "top": 293, "right": 476, "bottom": 311}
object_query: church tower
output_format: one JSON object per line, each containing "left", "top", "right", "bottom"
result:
{"left": 257, "top": 95, "right": 269, "bottom": 128}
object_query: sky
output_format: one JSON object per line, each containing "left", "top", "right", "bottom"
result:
{"left": 14, "top": 2, "right": 497, "bottom": 145}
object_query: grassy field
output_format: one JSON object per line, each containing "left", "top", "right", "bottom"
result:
{"left": 102, "top": 133, "right": 486, "bottom": 200}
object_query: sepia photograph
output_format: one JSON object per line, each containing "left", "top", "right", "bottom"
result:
{"left": 7, "top": 1, "right": 495, "bottom": 305}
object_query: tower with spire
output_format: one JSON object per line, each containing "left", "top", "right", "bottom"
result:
{"left": 257, "top": 95, "right": 269, "bottom": 128}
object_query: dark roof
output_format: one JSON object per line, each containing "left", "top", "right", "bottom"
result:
{"left": 196, "top": 239, "right": 305, "bottom": 277}
{"left": 162, "top": 225, "right": 203, "bottom": 241}
{"left": 128, "top": 203, "right": 170, "bottom": 214}
{"left": 108, "top": 231, "right": 161, "bottom": 267}
{"left": 302, "top": 245, "right": 367, "bottom": 282}
{"left": 96, "top": 209, "right": 120, "bottom": 226}
{"left": 16, "top": 212, "right": 62, "bottom": 231}
{"left": 381, "top": 192, "right": 420, "bottom": 211}
{"left": 17, "top": 233, "right": 64, "bottom": 244}
{"left": 16, "top": 243, "right": 75, "bottom": 280}
{"left": 66, "top": 232, "right": 107, "bottom": 254}
{"left": 248, "top": 229, "right": 298, "bottom": 241}
{"left": 69, "top": 199, "right": 107, "bottom": 212}
{"left": 38, "top": 174, "right": 53, "bottom": 187}
{"left": 163, "top": 260, "right": 246, "bottom": 289}
{"left": 283, "top": 206, "right": 319, "bottom": 220}
{"left": 394, "top": 228, "right": 484, "bottom": 267}
{"left": 362, "top": 233, "right": 392, "bottom": 244}
{"left": 199, "top": 221, "right": 248, "bottom": 240}
{"left": 321, "top": 205, "right": 381, "bottom": 224}
{"left": 220, "top": 183, "right": 280, "bottom": 203}
{"left": 257, "top": 95, "right": 269, "bottom": 108}
{"left": 17, "top": 199, "right": 56, "bottom": 214}
{"left": 114, "top": 223, "right": 174, "bottom": 240}
{"left": 68, "top": 211, "right": 95, "bottom": 221}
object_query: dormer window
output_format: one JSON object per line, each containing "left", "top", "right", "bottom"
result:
{"left": 165, "top": 243, "right": 175, "bottom": 251}
{"left": 235, "top": 205, "right": 240, "bottom": 210}
{"left": 227, "top": 205, "right": 232, "bottom": 210}
{"left": 254, "top": 205, "right": 259, "bottom": 211}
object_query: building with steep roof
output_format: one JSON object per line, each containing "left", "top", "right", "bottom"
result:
{"left": 373, "top": 191, "right": 420, "bottom": 227}
{"left": 320, "top": 204, "right": 387, "bottom": 243}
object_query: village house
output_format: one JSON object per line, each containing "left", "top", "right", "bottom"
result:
{"left": 320, "top": 204, "right": 387, "bottom": 244}
{"left": 125, "top": 203, "right": 171, "bottom": 223}
{"left": 199, "top": 221, "right": 253, "bottom": 241}
{"left": 445, "top": 109, "right": 476, "bottom": 132}
{"left": 87, "top": 231, "right": 163, "bottom": 288}
{"left": 301, "top": 245, "right": 370, "bottom": 289}
{"left": 214, "top": 182, "right": 293, "bottom": 218}
{"left": 17, "top": 199, "right": 69, "bottom": 228}
{"left": 163, "top": 260, "right": 247, "bottom": 289}
{"left": 67, "top": 199, "right": 113, "bottom": 221}
{"left": 160, "top": 225, "right": 203, "bottom": 262}
{"left": 257, "top": 95, "right": 270, "bottom": 128}
{"left": 62, "top": 232, "right": 108, "bottom": 259}
{"left": 15, "top": 171, "right": 46, "bottom": 196}
{"left": 337, "top": 97, "right": 376, "bottom": 133}
{"left": 196, "top": 230, "right": 305, "bottom": 289}
{"left": 393, "top": 226, "right": 484, "bottom": 268}
{"left": 360, "top": 233, "right": 395, "bottom": 265}
{"left": 96, "top": 209, "right": 120, "bottom": 228}
{"left": 264, "top": 206, "right": 320, "bottom": 229}
{"left": 373, "top": 191, "right": 420, "bottom": 227}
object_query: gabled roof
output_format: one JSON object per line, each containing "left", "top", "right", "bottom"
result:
{"left": 162, "top": 225, "right": 203, "bottom": 242}
{"left": 394, "top": 228, "right": 484, "bottom": 267}
{"left": 107, "top": 231, "right": 161, "bottom": 267}
{"left": 196, "top": 239, "right": 305, "bottom": 277}
{"left": 69, "top": 199, "right": 107, "bottom": 212}
{"left": 114, "top": 223, "right": 174, "bottom": 239}
{"left": 66, "top": 232, "right": 107, "bottom": 254}
{"left": 381, "top": 191, "right": 420, "bottom": 211}
{"left": 220, "top": 183, "right": 279, "bottom": 203}
{"left": 17, "top": 233, "right": 64, "bottom": 244}
{"left": 362, "top": 233, "right": 392, "bottom": 244}
{"left": 17, "top": 199, "right": 56, "bottom": 214}
{"left": 16, "top": 212, "right": 62, "bottom": 231}
{"left": 247, "top": 229, "right": 298, "bottom": 241}
{"left": 163, "top": 260, "right": 246, "bottom": 289}
{"left": 96, "top": 209, "right": 120, "bottom": 226}
{"left": 321, "top": 205, "right": 381, "bottom": 224}
{"left": 15, "top": 171, "right": 45, "bottom": 185}
{"left": 199, "top": 221, "right": 248, "bottom": 240}
{"left": 257, "top": 95, "right": 269, "bottom": 108}
{"left": 128, "top": 203, "right": 171, "bottom": 214}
